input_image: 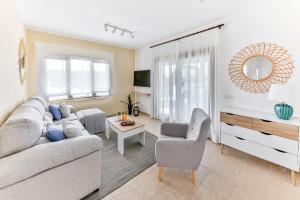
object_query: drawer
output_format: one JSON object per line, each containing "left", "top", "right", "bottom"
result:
{"left": 253, "top": 119, "right": 299, "bottom": 141}
{"left": 221, "top": 133, "right": 298, "bottom": 171}
{"left": 221, "top": 122, "right": 298, "bottom": 155}
{"left": 221, "top": 112, "right": 252, "bottom": 129}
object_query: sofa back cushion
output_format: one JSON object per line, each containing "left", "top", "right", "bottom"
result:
{"left": 28, "top": 96, "right": 49, "bottom": 110}
{"left": 20, "top": 99, "right": 46, "bottom": 119}
{"left": 0, "top": 106, "right": 43, "bottom": 158}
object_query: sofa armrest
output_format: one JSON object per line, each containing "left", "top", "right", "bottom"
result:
{"left": 0, "top": 135, "right": 102, "bottom": 189}
{"left": 161, "top": 123, "right": 188, "bottom": 138}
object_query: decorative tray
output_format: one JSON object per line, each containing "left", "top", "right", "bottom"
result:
{"left": 120, "top": 120, "right": 135, "bottom": 126}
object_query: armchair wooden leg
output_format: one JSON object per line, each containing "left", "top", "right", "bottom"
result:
{"left": 220, "top": 144, "right": 225, "bottom": 154}
{"left": 192, "top": 170, "right": 197, "bottom": 185}
{"left": 291, "top": 170, "right": 296, "bottom": 185}
{"left": 158, "top": 167, "right": 164, "bottom": 182}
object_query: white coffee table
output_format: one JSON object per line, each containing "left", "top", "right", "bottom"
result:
{"left": 105, "top": 116, "right": 145, "bottom": 155}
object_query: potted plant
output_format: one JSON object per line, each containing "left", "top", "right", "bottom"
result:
{"left": 121, "top": 94, "right": 134, "bottom": 115}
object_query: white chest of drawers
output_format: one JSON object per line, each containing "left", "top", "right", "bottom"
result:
{"left": 220, "top": 107, "right": 300, "bottom": 185}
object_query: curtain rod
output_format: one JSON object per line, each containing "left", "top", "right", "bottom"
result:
{"left": 149, "top": 24, "right": 224, "bottom": 48}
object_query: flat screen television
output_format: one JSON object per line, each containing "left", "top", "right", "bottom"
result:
{"left": 134, "top": 70, "right": 150, "bottom": 87}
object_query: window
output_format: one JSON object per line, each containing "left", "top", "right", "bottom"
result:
{"left": 42, "top": 56, "right": 111, "bottom": 100}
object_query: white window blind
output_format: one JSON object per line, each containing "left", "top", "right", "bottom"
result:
{"left": 45, "top": 58, "right": 67, "bottom": 99}
{"left": 42, "top": 56, "right": 111, "bottom": 100}
{"left": 70, "top": 59, "right": 92, "bottom": 98}
{"left": 94, "top": 62, "right": 110, "bottom": 96}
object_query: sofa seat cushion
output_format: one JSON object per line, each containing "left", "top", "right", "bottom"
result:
{"left": 0, "top": 135, "right": 103, "bottom": 189}
{"left": 0, "top": 106, "right": 43, "bottom": 158}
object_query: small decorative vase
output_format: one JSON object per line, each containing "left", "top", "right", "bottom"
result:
{"left": 128, "top": 105, "right": 133, "bottom": 115}
{"left": 133, "top": 106, "right": 140, "bottom": 116}
{"left": 274, "top": 103, "right": 293, "bottom": 120}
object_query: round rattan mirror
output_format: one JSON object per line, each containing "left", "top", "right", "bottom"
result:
{"left": 229, "top": 43, "right": 294, "bottom": 93}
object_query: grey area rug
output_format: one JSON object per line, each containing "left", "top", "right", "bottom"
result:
{"left": 83, "top": 131, "right": 158, "bottom": 200}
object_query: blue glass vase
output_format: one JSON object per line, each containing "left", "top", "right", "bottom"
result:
{"left": 274, "top": 103, "right": 293, "bottom": 120}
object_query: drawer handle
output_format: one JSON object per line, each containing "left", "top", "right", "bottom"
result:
{"left": 235, "top": 136, "right": 245, "bottom": 140}
{"left": 226, "top": 113, "right": 234, "bottom": 115}
{"left": 260, "top": 119, "right": 272, "bottom": 123}
{"left": 260, "top": 131, "right": 272, "bottom": 136}
{"left": 225, "top": 123, "right": 234, "bottom": 126}
{"left": 274, "top": 148, "right": 287, "bottom": 153}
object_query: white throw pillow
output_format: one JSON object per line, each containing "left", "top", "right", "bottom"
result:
{"left": 62, "top": 120, "right": 83, "bottom": 138}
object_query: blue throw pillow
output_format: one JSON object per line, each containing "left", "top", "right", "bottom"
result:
{"left": 46, "top": 124, "right": 66, "bottom": 142}
{"left": 48, "top": 104, "right": 62, "bottom": 120}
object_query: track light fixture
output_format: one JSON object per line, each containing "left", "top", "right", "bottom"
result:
{"left": 104, "top": 23, "right": 134, "bottom": 39}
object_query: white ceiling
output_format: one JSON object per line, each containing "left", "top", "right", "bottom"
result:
{"left": 14, "top": 0, "right": 261, "bottom": 49}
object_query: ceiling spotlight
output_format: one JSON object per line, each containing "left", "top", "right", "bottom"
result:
{"left": 121, "top": 30, "right": 125, "bottom": 36}
{"left": 112, "top": 27, "right": 117, "bottom": 33}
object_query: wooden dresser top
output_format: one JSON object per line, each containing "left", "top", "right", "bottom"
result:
{"left": 222, "top": 107, "right": 300, "bottom": 126}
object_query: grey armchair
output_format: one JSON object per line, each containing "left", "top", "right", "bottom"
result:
{"left": 155, "top": 108, "right": 211, "bottom": 185}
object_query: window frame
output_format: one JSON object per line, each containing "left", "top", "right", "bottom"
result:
{"left": 42, "top": 55, "right": 112, "bottom": 101}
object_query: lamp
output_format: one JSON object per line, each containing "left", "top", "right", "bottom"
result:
{"left": 268, "top": 84, "right": 295, "bottom": 120}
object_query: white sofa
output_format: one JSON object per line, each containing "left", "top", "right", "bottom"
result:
{"left": 0, "top": 98, "right": 103, "bottom": 200}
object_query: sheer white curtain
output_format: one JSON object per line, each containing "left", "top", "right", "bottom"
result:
{"left": 152, "top": 29, "right": 219, "bottom": 142}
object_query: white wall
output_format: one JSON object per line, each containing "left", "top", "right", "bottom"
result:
{"left": 135, "top": 47, "right": 152, "bottom": 115}
{"left": 0, "top": 0, "right": 25, "bottom": 124}
{"left": 136, "top": 0, "right": 300, "bottom": 117}
{"left": 219, "top": 1, "right": 300, "bottom": 117}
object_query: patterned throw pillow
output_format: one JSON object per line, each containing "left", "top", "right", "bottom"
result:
{"left": 59, "top": 103, "right": 71, "bottom": 118}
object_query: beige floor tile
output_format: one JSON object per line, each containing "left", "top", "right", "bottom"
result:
{"left": 188, "top": 185, "right": 225, "bottom": 200}
{"left": 227, "top": 186, "right": 270, "bottom": 200}
{"left": 202, "top": 172, "right": 235, "bottom": 199}
{"left": 103, "top": 115, "right": 300, "bottom": 200}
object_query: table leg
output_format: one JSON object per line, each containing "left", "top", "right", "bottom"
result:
{"left": 139, "top": 131, "right": 145, "bottom": 146}
{"left": 118, "top": 134, "right": 124, "bottom": 155}
{"left": 105, "top": 121, "right": 110, "bottom": 139}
